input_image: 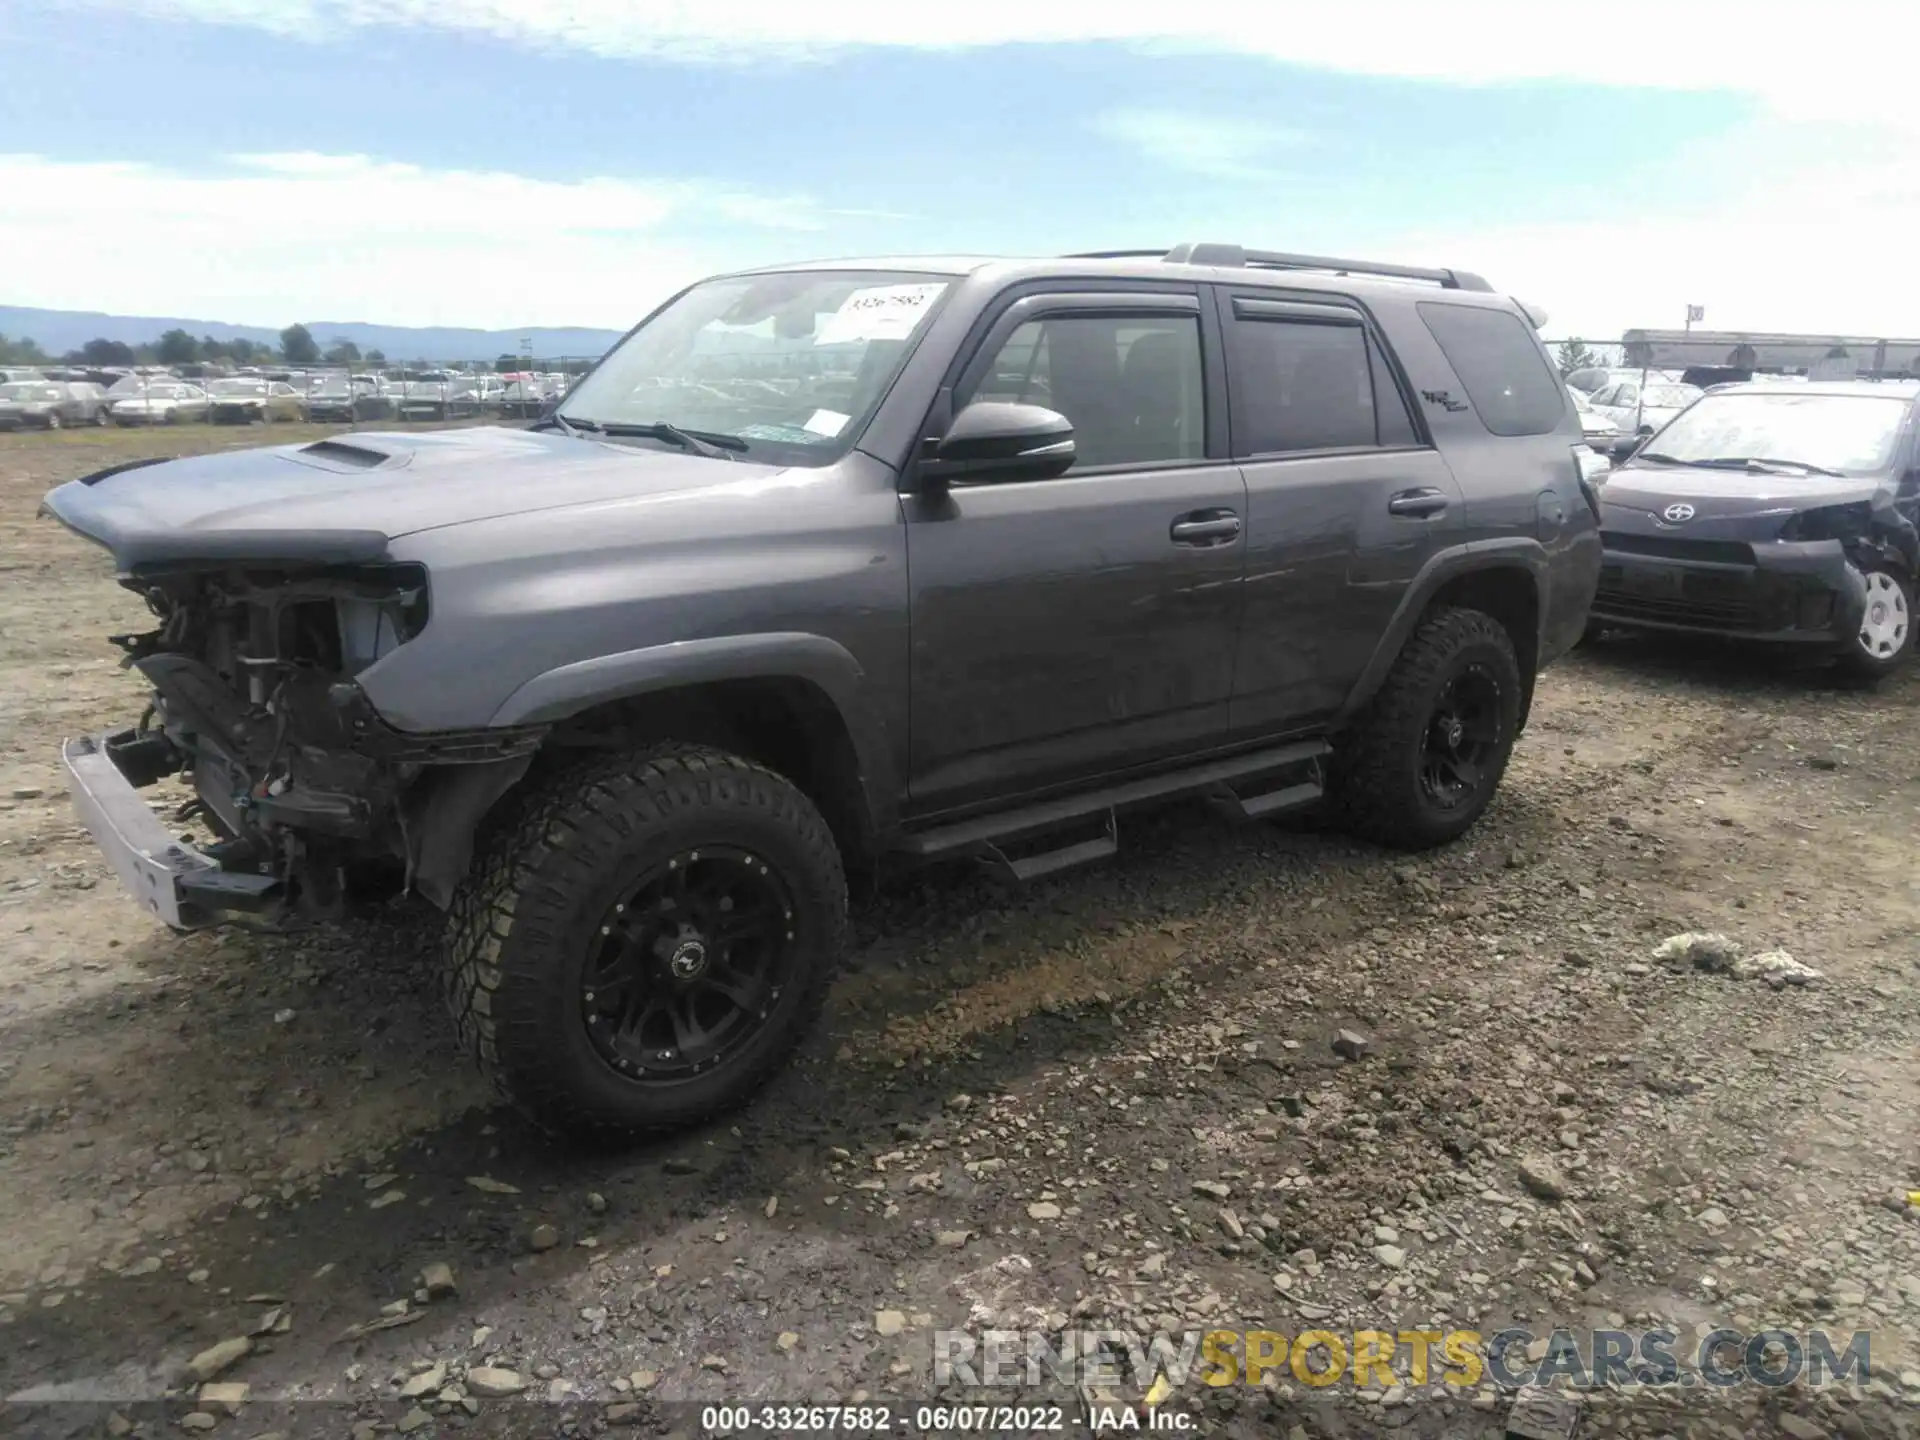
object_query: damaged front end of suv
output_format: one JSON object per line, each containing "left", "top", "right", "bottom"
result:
{"left": 44, "top": 461, "right": 546, "bottom": 930}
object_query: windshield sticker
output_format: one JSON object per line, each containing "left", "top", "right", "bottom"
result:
{"left": 802, "top": 408, "right": 850, "bottom": 437}
{"left": 815, "top": 284, "right": 945, "bottom": 346}
{"left": 735, "top": 422, "right": 828, "bottom": 444}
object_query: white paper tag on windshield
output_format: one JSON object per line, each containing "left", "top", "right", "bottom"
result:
{"left": 802, "top": 408, "right": 850, "bottom": 437}
{"left": 815, "top": 284, "right": 944, "bottom": 346}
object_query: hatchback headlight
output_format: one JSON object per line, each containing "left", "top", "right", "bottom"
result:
{"left": 1778, "top": 502, "right": 1871, "bottom": 543}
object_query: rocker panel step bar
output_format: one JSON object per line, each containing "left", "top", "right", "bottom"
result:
{"left": 899, "top": 739, "right": 1331, "bottom": 862}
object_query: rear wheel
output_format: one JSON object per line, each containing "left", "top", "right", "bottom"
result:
{"left": 1838, "top": 568, "right": 1912, "bottom": 681}
{"left": 45, "top": 413, "right": 61, "bottom": 431}
{"left": 442, "top": 744, "right": 846, "bottom": 1138}
{"left": 1331, "top": 606, "right": 1523, "bottom": 849}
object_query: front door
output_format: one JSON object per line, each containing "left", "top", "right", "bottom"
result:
{"left": 903, "top": 288, "right": 1247, "bottom": 814}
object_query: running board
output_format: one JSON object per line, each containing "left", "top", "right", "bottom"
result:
{"left": 899, "top": 739, "right": 1331, "bottom": 872}
{"left": 1203, "top": 758, "right": 1325, "bottom": 822}
{"left": 976, "top": 810, "right": 1119, "bottom": 884}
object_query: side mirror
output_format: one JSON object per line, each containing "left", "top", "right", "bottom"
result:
{"left": 917, "top": 402, "right": 1075, "bottom": 488}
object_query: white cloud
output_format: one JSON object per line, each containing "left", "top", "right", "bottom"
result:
{"left": 65, "top": 0, "right": 1920, "bottom": 127}
{"left": 1089, "top": 110, "right": 1310, "bottom": 181}
{"left": 0, "top": 153, "right": 870, "bottom": 329}
{"left": 1397, "top": 136, "right": 1920, "bottom": 339}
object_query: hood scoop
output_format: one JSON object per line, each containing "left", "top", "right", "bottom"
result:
{"left": 285, "top": 439, "right": 408, "bottom": 473}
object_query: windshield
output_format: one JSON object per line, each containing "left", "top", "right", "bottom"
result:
{"left": 211, "top": 380, "right": 266, "bottom": 396}
{"left": 1643, "top": 384, "right": 1702, "bottom": 409}
{"left": 0, "top": 383, "right": 59, "bottom": 400}
{"left": 559, "top": 269, "right": 954, "bottom": 464}
{"left": 1638, "top": 391, "right": 1912, "bottom": 475}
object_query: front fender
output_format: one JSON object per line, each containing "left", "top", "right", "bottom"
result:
{"left": 488, "top": 630, "right": 898, "bottom": 835}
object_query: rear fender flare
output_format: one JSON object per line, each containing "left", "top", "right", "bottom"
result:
{"left": 488, "top": 631, "right": 897, "bottom": 836}
{"left": 1337, "top": 539, "right": 1550, "bottom": 728}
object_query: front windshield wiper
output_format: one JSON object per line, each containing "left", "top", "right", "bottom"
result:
{"left": 1667, "top": 455, "right": 1848, "bottom": 478}
{"left": 1735, "top": 456, "right": 1847, "bottom": 478}
{"left": 591, "top": 420, "right": 746, "bottom": 459}
{"left": 528, "top": 412, "right": 595, "bottom": 437}
{"left": 1632, "top": 451, "right": 1686, "bottom": 465}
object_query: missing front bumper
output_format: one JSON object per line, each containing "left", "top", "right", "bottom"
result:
{"left": 61, "top": 730, "right": 281, "bottom": 930}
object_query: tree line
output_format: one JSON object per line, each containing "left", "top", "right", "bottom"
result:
{"left": 0, "top": 323, "right": 386, "bottom": 370}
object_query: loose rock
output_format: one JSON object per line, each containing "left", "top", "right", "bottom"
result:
{"left": 465, "top": 1367, "right": 527, "bottom": 1397}
{"left": 185, "top": 1336, "right": 253, "bottom": 1383}
{"left": 419, "top": 1262, "right": 456, "bottom": 1299}
{"left": 197, "top": 1382, "right": 248, "bottom": 1414}
{"left": 1518, "top": 1155, "right": 1569, "bottom": 1202}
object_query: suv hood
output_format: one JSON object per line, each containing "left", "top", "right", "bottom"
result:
{"left": 41, "top": 425, "right": 785, "bottom": 572}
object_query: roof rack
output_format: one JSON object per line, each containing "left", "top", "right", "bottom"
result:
{"left": 1063, "top": 243, "right": 1493, "bottom": 292}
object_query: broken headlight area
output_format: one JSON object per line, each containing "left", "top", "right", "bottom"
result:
{"left": 111, "top": 562, "right": 431, "bottom": 682}
{"left": 102, "top": 564, "right": 542, "bottom": 924}
{"left": 1776, "top": 502, "right": 1873, "bottom": 545}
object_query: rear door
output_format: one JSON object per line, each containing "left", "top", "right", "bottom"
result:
{"left": 902, "top": 286, "right": 1247, "bottom": 813}
{"left": 1215, "top": 289, "right": 1462, "bottom": 733}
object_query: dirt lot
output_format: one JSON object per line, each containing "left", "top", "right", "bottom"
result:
{"left": 2, "top": 424, "right": 1918, "bottom": 1440}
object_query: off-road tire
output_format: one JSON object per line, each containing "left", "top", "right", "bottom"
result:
{"left": 1836, "top": 567, "right": 1913, "bottom": 683}
{"left": 1331, "top": 605, "right": 1522, "bottom": 849}
{"left": 442, "top": 744, "right": 846, "bottom": 1138}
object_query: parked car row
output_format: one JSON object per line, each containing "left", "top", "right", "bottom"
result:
{"left": 0, "top": 365, "right": 581, "bottom": 433}
{"left": 0, "top": 381, "right": 114, "bottom": 430}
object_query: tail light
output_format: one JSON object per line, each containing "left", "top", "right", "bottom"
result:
{"left": 1572, "top": 445, "right": 1607, "bottom": 524}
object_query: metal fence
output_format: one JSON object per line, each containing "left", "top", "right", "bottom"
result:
{"left": 1540, "top": 338, "right": 1626, "bottom": 372}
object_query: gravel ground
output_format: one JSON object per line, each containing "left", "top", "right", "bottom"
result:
{"left": 2, "top": 426, "right": 1918, "bottom": 1440}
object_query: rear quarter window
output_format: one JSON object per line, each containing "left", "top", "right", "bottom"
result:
{"left": 1417, "top": 301, "right": 1566, "bottom": 437}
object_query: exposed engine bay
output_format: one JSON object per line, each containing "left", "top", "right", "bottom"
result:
{"left": 103, "top": 563, "right": 544, "bottom": 924}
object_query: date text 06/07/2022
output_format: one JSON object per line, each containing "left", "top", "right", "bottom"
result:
{"left": 699, "top": 1402, "right": 1117, "bottom": 1433}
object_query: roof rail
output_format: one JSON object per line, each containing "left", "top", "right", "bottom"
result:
{"left": 1064, "top": 243, "right": 1493, "bottom": 292}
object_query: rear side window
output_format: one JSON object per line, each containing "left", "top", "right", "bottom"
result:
{"left": 1229, "top": 319, "right": 1420, "bottom": 454}
{"left": 1417, "top": 301, "right": 1565, "bottom": 436}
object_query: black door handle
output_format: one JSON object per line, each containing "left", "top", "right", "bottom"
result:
{"left": 1170, "top": 509, "right": 1242, "bottom": 545}
{"left": 1387, "top": 488, "right": 1448, "bottom": 519}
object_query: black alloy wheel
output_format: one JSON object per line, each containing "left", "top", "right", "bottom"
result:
{"left": 580, "top": 845, "right": 795, "bottom": 1082}
{"left": 1332, "top": 605, "right": 1523, "bottom": 849}
{"left": 443, "top": 744, "right": 846, "bottom": 1138}
{"left": 1418, "top": 664, "right": 1503, "bottom": 812}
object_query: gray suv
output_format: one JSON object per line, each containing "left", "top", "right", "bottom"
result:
{"left": 43, "top": 243, "right": 1601, "bottom": 1137}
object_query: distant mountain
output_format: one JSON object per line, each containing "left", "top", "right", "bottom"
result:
{"left": 0, "top": 305, "right": 627, "bottom": 363}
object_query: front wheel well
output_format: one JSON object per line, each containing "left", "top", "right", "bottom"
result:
{"left": 1421, "top": 567, "right": 1540, "bottom": 728}
{"left": 529, "top": 678, "right": 877, "bottom": 878}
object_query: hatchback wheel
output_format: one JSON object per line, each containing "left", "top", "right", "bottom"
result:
{"left": 1840, "top": 569, "right": 1913, "bottom": 680}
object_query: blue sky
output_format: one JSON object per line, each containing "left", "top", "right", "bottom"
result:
{"left": 3, "top": 1, "right": 1914, "bottom": 339}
